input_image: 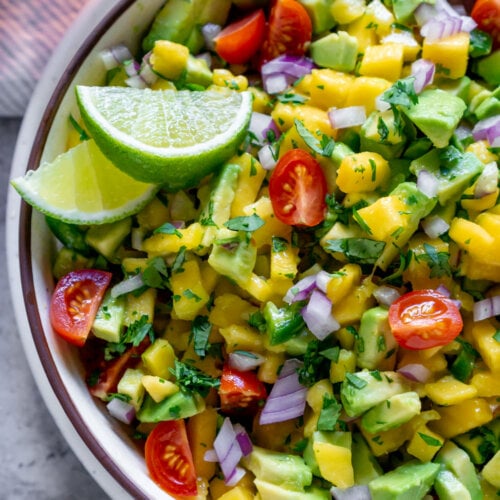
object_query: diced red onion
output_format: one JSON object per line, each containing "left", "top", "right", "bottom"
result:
{"left": 130, "top": 227, "right": 145, "bottom": 251}
{"left": 460, "top": 15, "right": 477, "bottom": 33}
{"left": 125, "top": 74, "right": 147, "bottom": 89}
{"left": 100, "top": 44, "right": 133, "bottom": 70}
{"left": 263, "top": 73, "right": 293, "bottom": 94}
{"left": 139, "top": 63, "right": 158, "bottom": 86}
{"left": 421, "top": 215, "right": 450, "bottom": 239}
{"left": 257, "top": 144, "right": 278, "bottom": 170}
{"left": 259, "top": 359, "right": 307, "bottom": 425}
{"left": 397, "top": 363, "right": 432, "bottom": 383}
{"left": 111, "top": 273, "right": 145, "bottom": 298}
{"left": 203, "top": 449, "right": 219, "bottom": 462}
{"left": 284, "top": 274, "right": 317, "bottom": 304}
{"left": 436, "top": 284, "right": 451, "bottom": 297}
{"left": 213, "top": 417, "right": 243, "bottom": 480}
{"left": 301, "top": 289, "right": 340, "bottom": 340}
{"left": 233, "top": 423, "right": 253, "bottom": 456}
{"left": 472, "top": 115, "right": 500, "bottom": 142}
{"left": 411, "top": 59, "right": 435, "bottom": 94}
{"left": 315, "top": 270, "right": 332, "bottom": 294}
{"left": 473, "top": 295, "right": 500, "bottom": 321}
{"left": 373, "top": 285, "right": 401, "bottom": 307}
{"left": 415, "top": 3, "right": 438, "bottom": 27}
{"left": 249, "top": 112, "right": 281, "bottom": 146}
{"left": 225, "top": 466, "right": 246, "bottom": 487}
{"left": 455, "top": 124, "right": 473, "bottom": 141}
{"left": 202, "top": 23, "right": 221, "bottom": 51}
{"left": 475, "top": 162, "right": 499, "bottom": 198}
{"left": 261, "top": 54, "right": 315, "bottom": 79}
{"left": 331, "top": 485, "right": 371, "bottom": 500}
{"left": 228, "top": 351, "right": 265, "bottom": 371}
{"left": 123, "top": 59, "right": 140, "bottom": 77}
{"left": 106, "top": 398, "right": 136, "bottom": 424}
{"left": 417, "top": 169, "right": 439, "bottom": 198}
{"left": 421, "top": 13, "right": 464, "bottom": 41}
{"left": 328, "top": 106, "right": 366, "bottom": 129}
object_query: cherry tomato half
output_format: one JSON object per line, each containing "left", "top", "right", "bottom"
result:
{"left": 269, "top": 148, "right": 328, "bottom": 227}
{"left": 471, "top": 0, "right": 500, "bottom": 49}
{"left": 214, "top": 9, "right": 266, "bottom": 65}
{"left": 219, "top": 365, "right": 267, "bottom": 413}
{"left": 145, "top": 420, "right": 198, "bottom": 497}
{"left": 50, "top": 269, "right": 112, "bottom": 347}
{"left": 260, "top": 0, "right": 312, "bottom": 63}
{"left": 388, "top": 289, "right": 463, "bottom": 350}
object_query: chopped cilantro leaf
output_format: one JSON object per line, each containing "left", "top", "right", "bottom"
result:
{"left": 190, "top": 315, "right": 212, "bottom": 357}
{"left": 170, "top": 360, "right": 220, "bottom": 397}
{"left": 317, "top": 395, "right": 342, "bottom": 431}
{"left": 224, "top": 213, "right": 264, "bottom": 232}
{"left": 154, "top": 222, "right": 182, "bottom": 237}
{"left": 418, "top": 433, "right": 442, "bottom": 446}
{"left": 345, "top": 372, "right": 368, "bottom": 389}
{"left": 325, "top": 238, "right": 385, "bottom": 264}
{"left": 294, "top": 119, "right": 335, "bottom": 157}
{"left": 142, "top": 256, "right": 169, "bottom": 289}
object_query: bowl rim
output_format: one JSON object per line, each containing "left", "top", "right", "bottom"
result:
{"left": 9, "top": 0, "right": 152, "bottom": 498}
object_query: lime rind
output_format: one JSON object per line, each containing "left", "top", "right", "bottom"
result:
{"left": 75, "top": 86, "right": 253, "bottom": 188}
{"left": 11, "top": 139, "right": 159, "bottom": 225}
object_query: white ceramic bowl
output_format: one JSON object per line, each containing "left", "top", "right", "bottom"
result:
{"left": 7, "top": 1, "right": 174, "bottom": 498}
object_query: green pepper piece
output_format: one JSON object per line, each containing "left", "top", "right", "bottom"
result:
{"left": 450, "top": 340, "right": 478, "bottom": 382}
{"left": 263, "top": 301, "right": 306, "bottom": 346}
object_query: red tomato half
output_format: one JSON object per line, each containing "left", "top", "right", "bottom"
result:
{"left": 269, "top": 148, "right": 328, "bottom": 227}
{"left": 388, "top": 289, "right": 463, "bottom": 350}
{"left": 145, "top": 420, "right": 198, "bottom": 497}
{"left": 260, "top": 0, "right": 312, "bottom": 63}
{"left": 214, "top": 9, "right": 266, "bottom": 64}
{"left": 50, "top": 269, "right": 112, "bottom": 347}
{"left": 219, "top": 365, "right": 267, "bottom": 413}
{"left": 472, "top": 0, "right": 500, "bottom": 48}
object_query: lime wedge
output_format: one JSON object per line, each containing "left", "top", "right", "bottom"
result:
{"left": 75, "top": 86, "right": 253, "bottom": 189}
{"left": 11, "top": 139, "right": 158, "bottom": 225}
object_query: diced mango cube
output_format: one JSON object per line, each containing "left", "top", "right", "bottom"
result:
{"left": 330, "top": 0, "right": 366, "bottom": 25}
{"left": 143, "top": 222, "right": 204, "bottom": 256}
{"left": 406, "top": 424, "right": 443, "bottom": 462}
{"left": 218, "top": 486, "right": 254, "bottom": 500}
{"left": 307, "top": 379, "right": 334, "bottom": 413}
{"left": 271, "top": 102, "right": 336, "bottom": 137}
{"left": 142, "top": 338, "right": 176, "bottom": 379}
{"left": 141, "top": 375, "right": 179, "bottom": 403}
{"left": 332, "top": 278, "right": 377, "bottom": 325}
{"left": 470, "top": 319, "right": 500, "bottom": 373}
{"left": 124, "top": 288, "right": 156, "bottom": 326}
{"left": 257, "top": 351, "right": 285, "bottom": 384}
{"left": 307, "top": 69, "right": 356, "bottom": 110}
{"left": 270, "top": 237, "right": 300, "bottom": 281}
{"left": 209, "top": 293, "right": 257, "bottom": 328}
{"left": 213, "top": 68, "right": 248, "bottom": 91}
{"left": 466, "top": 140, "right": 499, "bottom": 164}
{"left": 422, "top": 32, "right": 470, "bottom": 79}
{"left": 359, "top": 44, "right": 404, "bottom": 82}
{"left": 449, "top": 217, "right": 496, "bottom": 264}
{"left": 470, "top": 371, "right": 500, "bottom": 397}
{"left": 150, "top": 40, "right": 189, "bottom": 80}
{"left": 424, "top": 375, "right": 478, "bottom": 405}
{"left": 136, "top": 196, "right": 170, "bottom": 231}
{"left": 314, "top": 441, "right": 355, "bottom": 488}
{"left": 329, "top": 349, "right": 357, "bottom": 383}
{"left": 219, "top": 324, "right": 264, "bottom": 352}
{"left": 345, "top": 77, "right": 392, "bottom": 115}
{"left": 325, "top": 263, "right": 362, "bottom": 304}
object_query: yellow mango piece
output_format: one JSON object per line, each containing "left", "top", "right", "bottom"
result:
{"left": 329, "top": 349, "right": 357, "bottom": 384}
{"left": 424, "top": 375, "right": 478, "bottom": 405}
{"left": 209, "top": 293, "right": 257, "bottom": 328}
{"left": 381, "top": 30, "right": 421, "bottom": 62}
{"left": 162, "top": 319, "right": 191, "bottom": 352}
{"left": 271, "top": 102, "right": 336, "bottom": 137}
{"left": 143, "top": 222, "right": 204, "bottom": 256}
{"left": 213, "top": 68, "right": 248, "bottom": 91}
{"left": 483, "top": 451, "right": 500, "bottom": 489}
{"left": 252, "top": 416, "right": 301, "bottom": 452}
{"left": 330, "top": 0, "right": 365, "bottom": 24}
{"left": 449, "top": 217, "right": 495, "bottom": 264}
{"left": 359, "top": 44, "right": 404, "bottom": 82}
{"left": 124, "top": 288, "right": 156, "bottom": 326}
{"left": 459, "top": 253, "right": 500, "bottom": 282}
{"left": 332, "top": 278, "right": 377, "bottom": 325}
{"left": 406, "top": 424, "right": 443, "bottom": 462}
{"left": 356, "top": 195, "right": 408, "bottom": 242}
{"left": 429, "top": 398, "right": 493, "bottom": 438}
{"left": 325, "top": 263, "right": 362, "bottom": 304}
{"left": 121, "top": 257, "right": 148, "bottom": 274}
{"left": 307, "top": 379, "right": 334, "bottom": 413}
{"left": 170, "top": 259, "right": 210, "bottom": 320}
{"left": 219, "top": 324, "right": 264, "bottom": 352}
{"left": 397, "top": 350, "right": 448, "bottom": 376}
{"left": 230, "top": 153, "right": 267, "bottom": 217}
{"left": 471, "top": 371, "right": 500, "bottom": 397}
{"left": 150, "top": 78, "right": 176, "bottom": 91}
{"left": 314, "top": 442, "right": 354, "bottom": 488}
{"left": 307, "top": 69, "right": 356, "bottom": 110}
{"left": 141, "top": 375, "right": 179, "bottom": 403}
{"left": 466, "top": 140, "right": 499, "bottom": 164}
{"left": 181, "top": 343, "right": 222, "bottom": 378}
{"left": 345, "top": 77, "right": 392, "bottom": 115}
{"left": 210, "top": 473, "right": 255, "bottom": 499}
{"left": 471, "top": 320, "right": 500, "bottom": 373}
{"left": 422, "top": 32, "right": 470, "bottom": 79}
{"left": 477, "top": 212, "right": 500, "bottom": 246}
{"left": 361, "top": 419, "right": 414, "bottom": 456}
{"left": 336, "top": 151, "right": 390, "bottom": 194}
{"left": 218, "top": 486, "right": 254, "bottom": 500}
{"left": 257, "top": 351, "right": 285, "bottom": 384}
{"left": 346, "top": 14, "right": 378, "bottom": 52}
{"left": 186, "top": 408, "right": 218, "bottom": 481}
{"left": 137, "top": 197, "right": 170, "bottom": 231}
{"left": 142, "top": 338, "right": 176, "bottom": 379}
{"left": 461, "top": 187, "right": 499, "bottom": 213}
{"left": 270, "top": 237, "right": 300, "bottom": 281}
{"left": 150, "top": 40, "right": 189, "bottom": 80}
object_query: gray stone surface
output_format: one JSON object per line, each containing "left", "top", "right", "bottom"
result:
{"left": 0, "top": 118, "right": 107, "bottom": 499}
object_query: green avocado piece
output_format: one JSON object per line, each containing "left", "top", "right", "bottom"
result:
{"left": 356, "top": 307, "right": 398, "bottom": 370}
{"left": 92, "top": 292, "right": 126, "bottom": 343}
{"left": 243, "top": 445, "right": 313, "bottom": 491}
{"left": 360, "top": 391, "right": 421, "bottom": 434}
{"left": 368, "top": 461, "right": 440, "bottom": 500}
{"left": 437, "top": 76, "right": 471, "bottom": 102}
{"left": 474, "top": 95, "right": 500, "bottom": 120}
{"left": 254, "top": 480, "right": 330, "bottom": 500}
{"left": 136, "top": 391, "right": 203, "bottom": 422}
{"left": 297, "top": 0, "right": 336, "bottom": 34}
{"left": 435, "top": 469, "right": 473, "bottom": 500}
{"left": 435, "top": 441, "right": 483, "bottom": 500}
{"left": 482, "top": 450, "right": 500, "bottom": 489}
{"left": 310, "top": 31, "right": 358, "bottom": 72}
{"left": 391, "top": 0, "right": 434, "bottom": 23}
{"left": 352, "top": 433, "right": 383, "bottom": 485}
{"left": 475, "top": 50, "right": 500, "bottom": 86}
{"left": 402, "top": 89, "right": 466, "bottom": 149}
{"left": 340, "top": 370, "right": 411, "bottom": 418}
{"left": 85, "top": 217, "right": 131, "bottom": 262}
{"left": 303, "top": 431, "right": 352, "bottom": 477}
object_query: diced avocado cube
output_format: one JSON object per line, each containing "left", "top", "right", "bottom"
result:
{"left": 437, "top": 76, "right": 471, "bottom": 102}
{"left": 340, "top": 370, "right": 410, "bottom": 418}
{"left": 361, "top": 391, "right": 421, "bottom": 434}
{"left": 52, "top": 247, "right": 94, "bottom": 280}
{"left": 475, "top": 50, "right": 500, "bottom": 86}
{"left": 310, "top": 31, "right": 358, "bottom": 72}
{"left": 92, "top": 291, "right": 126, "bottom": 343}
{"left": 403, "top": 89, "right": 466, "bottom": 149}
{"left": 136, "top": 391, "right": 204, "bottom": 422}
{"left": 254, "top": 480, "right": 330, "bottom": 500}
{"left": 184, "top": 55, "right": 213, "bottom": 87}
{"left": 243, "top": 445, "right": 313, "bottom": 491}
{"left": 474, "top": 95, "right": 500, "bottom": 120}
{"left": 482, "top": 450, "right": 500, "bottom": 489}
{"left": 304, "top": 431, "right": 352, "bottom": 477}
{"left": 452, "top": 426, "right": 496, "bottom": 465}
{"left": 391, "top": 0, "right": 434, "bottom": 23}
{"left": 297, "top": 0, "right": 336, "bottom": 34}
{"left": 435, "top": 469, "right": 475, "bottom": 500}
{"left": 85, "top": 217, "right": 131, "bottom": 262}
{"left": 352, "top": 433, "right": 383, "bottom": 485}
{"left": 435, "top": 441, "right": 483, "bottom": 500}
{"left": 368, "top": 461, "right": 440, "bottom": 500}
{"left": 356, "top": 307, "right": 398, "bottom": 370}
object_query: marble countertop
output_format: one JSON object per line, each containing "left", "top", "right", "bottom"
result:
{"left": 0, "top": 118, "right": 108, "bottom": 499}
